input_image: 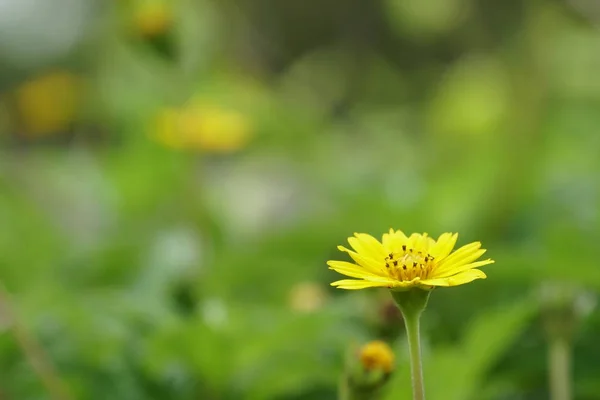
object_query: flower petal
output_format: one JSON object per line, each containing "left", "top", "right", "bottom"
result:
{"left": 349, "top": 233, "right": 386, "bottom": 259}
{"left": 426, "top": 236, "right": 436, "bottom": 248}
{"left": 337, "top": 246, "right": 385, "bottom": 275}
{"left": 393, "top": 229, "right": 408, "bottom": 240}
{"left": 382, "top": 228, "right": 395, "bottom": 248}
{"left": 331, "top": 279, "right": 395, "bottom": 290}
{"left": 327, "top": 260, "right": 384, "bottom": 279}
{"left": 432, "top": 259, "right": 495, "bottom": 278}
{"left": 408, "top": 233, "right": 427, "bottom": 250}
{"left": 390, "top": 277, "right": 422, "bottom": 289}
{"left": 435, "top": 249, "right": 487, "bottom": 276}
{"left": 420, "top": 269, "right": 487, "bottom": 287}
{"left": 429, "top": 233, "right": 458, "bottom": 259}
{"left": 435, "top": 242, "right": 482, "bottom": 269}
{"left": 382, "top": 229, "right": 408, "bottom": 252}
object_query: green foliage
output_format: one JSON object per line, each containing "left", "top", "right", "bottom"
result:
{"left": 0, "top": 0, "right": 599, "bottom": 399}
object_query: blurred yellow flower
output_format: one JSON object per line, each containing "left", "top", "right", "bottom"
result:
{"left": 154, "top": 103, "right": 252, "bottom": 153}
{"left": 328, "top": 230, "right": 494, "bottom": 290}
{"left": 359, "top": 340, "right": 395, "bottom": 373}
{"left": 134, "top": 1, "right": 173, "bottom": 37}
{"left": 15, "top": 72, "right": 81, "bottom": 137}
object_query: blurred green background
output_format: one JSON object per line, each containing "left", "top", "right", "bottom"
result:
{"left": 0, "top": 0, "right": 599, "bottom": 399}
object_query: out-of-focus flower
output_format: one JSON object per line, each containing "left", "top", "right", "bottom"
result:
{"left": 341, "top": 340, "right": 395, "bottom": 399}
{"left": 540, "top": 282, "right": 596, "bottom": 340}
{"left": 14, "top": 71, "right": 81, "bottom": 137}
{"left": 359, "top": 340, "right": 395, "bottom": 374}
{"left": 133, "top": 1, "right": 173, "bottom": 38}
{"left": 328, "top": 230, "right": 494, "bottom": 290}
{"left": 539, "top": 283, "right": 594, "bottom": 400}
{"left": 289, "top": 281, "right": 327, "bottom": 313}
{"left": 154, "top": 102, "right": 252, "bottom": 153}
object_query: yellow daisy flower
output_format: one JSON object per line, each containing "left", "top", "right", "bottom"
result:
{"left": 328, "top": 230, "right": 494, "bottom": 290}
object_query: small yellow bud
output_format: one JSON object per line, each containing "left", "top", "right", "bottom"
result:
{"left": 359, "top": 340, "right": 395, "bottom": 374}
{"left": 134, "top": 2, "right": 173, "bottom": 38}
{"left": 15, "top": 71, "right": 81, "bottom": 136}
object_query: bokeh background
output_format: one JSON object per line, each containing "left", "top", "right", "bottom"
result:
{"left": 0, "top": 0, "right": 599, "bottom": 399}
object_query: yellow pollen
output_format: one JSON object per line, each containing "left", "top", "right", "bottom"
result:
{"left": 384, "top": 247, "right": 435, "bottom": 281}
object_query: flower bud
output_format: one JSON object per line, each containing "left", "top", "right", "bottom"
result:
{"left": 133, "top": 2, "right": 173, "bottom": 38}
{"left": 539, "top": 282, "right": 596, "bottom": 341}
{"left": 341, "top": 341, "right": 395, "bottom": 400}
{"left": 359, "top": 340, "right": 395, "bottom": 374}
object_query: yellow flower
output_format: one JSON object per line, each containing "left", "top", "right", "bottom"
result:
{"left": 359, "top": 340, "right": 395, "bottom": 373}
{"left": 328, "top": 230, "right": 494, "bottom": 290}
{"left": 15, "top": 71, "right": 81, "bottom": 136}
{"left": 134, "top": 1, "right": 173, "bottom": 38}
{"left": 153, "top": 103, "right": 252, "bottom": 153}
{"left": 183, "top": 104, "right": 251, "bottom": 153}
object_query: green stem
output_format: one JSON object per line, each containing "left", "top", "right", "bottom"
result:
{"left": 549, "top": 337, "right": 571, "bottom": 400}
{"left": 0, "top": 283, "right": 72, "bottom": 400}
{"left": 391, "top": 289, "right": 430, "bottom": 400}
{"left": 338, "top": 377, "right": 350, "bottom": 400}
{"left": 404, "top": 310, "right": 425, "bottom": 400}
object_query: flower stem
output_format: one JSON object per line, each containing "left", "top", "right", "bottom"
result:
{"left": 0, "top": 283, "right": 72, "bottom": 400}
{"left": 391, "top": 289, "right": 430, "bottom": 400}
{"left": 338, "top": 376, "right": 350, "bottom": 400}
{"left": 548, "top": 337, "right": 571, "bottom": 400}
{"left": 404, "top": 310, "right": 425, "bottom": 400}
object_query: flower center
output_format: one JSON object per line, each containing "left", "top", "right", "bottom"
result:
{"left": 384, "top": 245, "right": 435, "bottom": 281}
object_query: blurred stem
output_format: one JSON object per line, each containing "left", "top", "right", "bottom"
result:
{"left": 549, "top": 337, "right": 571, "bottom": 400}
{"left": 0, "top": 284, "right": 72, "bottom": 400}
{"left": 391, "top": 289, "right": 430, "bottom": 400}
{"left": 338, "top": 376, "right": 350, "bottom": 400}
